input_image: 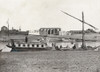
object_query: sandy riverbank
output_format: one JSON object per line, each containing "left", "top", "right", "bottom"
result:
{"left": 0, "top": 51, "right": 100, "bottom": 72}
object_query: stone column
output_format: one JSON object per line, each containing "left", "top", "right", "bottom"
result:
{"left": 46, "top": 29, "right": 49, "bottom": 35}
{"left": 53, "top": 29, "right": 55, "bottom": 35}
{"left": 52, "top": 29, "right": 54, "bottom": 34}
{"left": 50, "top": 29, "right": 52, "bottom": 35}
{"left": 48, "top": 29, "right": 50, "bottom": 35}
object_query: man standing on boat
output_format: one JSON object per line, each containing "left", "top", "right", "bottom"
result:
{"left": 25, "top": 35, "right": 28, "bottom": 43}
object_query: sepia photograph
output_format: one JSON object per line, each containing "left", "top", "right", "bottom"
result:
{"left": 0, "top": 0, "right": 100, "bottom": 72}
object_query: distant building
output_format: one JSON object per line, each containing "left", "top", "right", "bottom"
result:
{"left": 59, "top": 31, "right": 71, "bottom": 36}
{"left": 39, "top": 28, "right": 61, "bottom": 36}
{"left": 29, "top": 30, "right": 39, "bottom": 35}
{"left": 68, "top": 29, "right": 97, "bottom": 35}
{"left": 0, "top": 26, "right": 29, "bottom": 36}
{"left": 68, "top": 30, "right": 82, "bottom": 35}
{"left": 1, "top": 26, "right": 8, "bottom": 31}
{"left": 85, "top": 29, "right": 97, "bottom": 33}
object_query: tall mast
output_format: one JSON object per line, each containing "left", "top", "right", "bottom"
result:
{"left": 61, "top": 11, "right": 98, "bottom": 49}
{"left": 7, "top": 19, "right": 9, "bottom": 37}
{"left": 61, "top": 11, "right": 98, "bottom": 30}
{"left": 81, "top": 12, "right": 85, "bottom": 49}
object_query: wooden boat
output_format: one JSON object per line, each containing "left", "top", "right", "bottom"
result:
{"left": 6, "top": 39, "right": 52, "bottom": 52}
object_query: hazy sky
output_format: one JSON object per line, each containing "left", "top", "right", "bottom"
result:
{"left": 0, "top": 0, "right": 100, "bottom": 31}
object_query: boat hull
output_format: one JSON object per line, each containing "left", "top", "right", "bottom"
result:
{"left": 6, "top": 45, "right": 52, "bottom": 52}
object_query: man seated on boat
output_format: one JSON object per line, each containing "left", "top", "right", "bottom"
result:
{"left": 72, "top": 42, "right": 78, "bottom": 50}
{"left": 11, "top": 39, "right": 15, "bottom": 47}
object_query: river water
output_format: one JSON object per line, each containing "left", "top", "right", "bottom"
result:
{"left": 0, "top": 41, "right": 100, "bottom": 52}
